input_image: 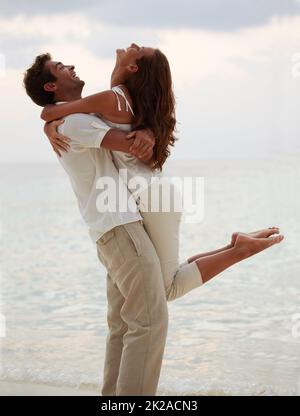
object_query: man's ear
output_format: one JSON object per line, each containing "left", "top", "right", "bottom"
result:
{"left": 44, "top": 82, "right": 57, "bottom": 92}
{"left": 127, "top": 64, "right": 138, "bottom": 74}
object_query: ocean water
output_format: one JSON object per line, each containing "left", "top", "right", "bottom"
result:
{"left": 0, "top": 156, "right": 300, "bottom": 396}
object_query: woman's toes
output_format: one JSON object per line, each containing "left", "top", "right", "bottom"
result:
{"left": 269, "top": 234, "right": 284, "bottom": 244}
{"left": 274, "top": 234, "right": 284, "bottom": 243}
{"left": 269, "top": 226, "right": 280, "bottom": 232}
{"left": 265, "top": 227, "right": 280, "bottom": 237}
{"left": 249, "top": 228, "right": 279, "bottom": 239}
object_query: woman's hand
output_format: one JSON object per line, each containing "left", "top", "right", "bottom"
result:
{"left": 126, "top": 129, "right": 155, "bottom": 162}
{"left": 43, "top": 119, "right": 71, "bottom": 157}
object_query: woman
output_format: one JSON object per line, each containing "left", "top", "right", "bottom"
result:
{"left": 42, "top": 43, "right": 284, "bottom": 301}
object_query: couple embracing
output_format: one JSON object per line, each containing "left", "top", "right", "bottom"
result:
{"left": 23, "top": 43, "right": 283, "bottom": 396}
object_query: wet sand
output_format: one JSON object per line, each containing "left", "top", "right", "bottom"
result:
{"left": 0, "top": 380, "right": 99, "bottom": 396}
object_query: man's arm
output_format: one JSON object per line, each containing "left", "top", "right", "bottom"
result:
{"left": 44, "top": 117, "right": 155, "bottom": 165}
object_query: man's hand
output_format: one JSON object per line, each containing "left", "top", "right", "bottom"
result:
{"left": 126, "top": 128, "right": 155, "bottom": 163}
{"left": 44, "top": 119, "right": 71, "bottom": 157}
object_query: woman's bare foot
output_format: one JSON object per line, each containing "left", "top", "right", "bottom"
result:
{"left": 234, "top": 232, "right": 284, "bottom": 259}
{"left": 230, "top": 227, "right": 280, "bottom": 247}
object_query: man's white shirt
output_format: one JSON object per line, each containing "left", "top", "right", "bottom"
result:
{"left": 56, "top": 112, "right": 142, "bottom": 243}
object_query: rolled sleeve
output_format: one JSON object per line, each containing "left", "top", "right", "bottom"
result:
{"left": 58, "top": 114, "right": 111, "bottom": 150}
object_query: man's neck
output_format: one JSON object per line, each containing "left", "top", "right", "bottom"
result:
{"left": 55, "top": 93, "right": 82, "bottom": 102}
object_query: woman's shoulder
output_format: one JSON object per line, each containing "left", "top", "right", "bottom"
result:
{"left": 112, "top": 84, "right": 133, "bottom": 107}
{"left": 112, "top": 83, "right": 130, "bottom": 96}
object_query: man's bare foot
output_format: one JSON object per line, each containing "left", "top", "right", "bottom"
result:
{"left": 234, "top": 233, "right": 284, "bottom": 259}
{"left": 230, "top": 227, "right": 280, "bottom": 247}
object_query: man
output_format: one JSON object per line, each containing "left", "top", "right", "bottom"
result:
{"left": 23, "top": 52, "right": 168, "bottom": 396}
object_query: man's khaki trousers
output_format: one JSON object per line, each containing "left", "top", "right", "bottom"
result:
{"left": 96, "top": 220, "right": 169, "bottom": 396}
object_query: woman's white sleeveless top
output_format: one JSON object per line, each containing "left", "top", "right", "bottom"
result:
{"left": 101, "top": 85, "right": 162, "bottom": 206}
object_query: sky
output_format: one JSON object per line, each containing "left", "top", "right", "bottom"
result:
{"left": 1, "top": 0, "right": 300, "bottom": 162}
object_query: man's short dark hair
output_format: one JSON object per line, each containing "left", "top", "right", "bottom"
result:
{"left": 23, "top": 53, "right": 57, "bottom": 107}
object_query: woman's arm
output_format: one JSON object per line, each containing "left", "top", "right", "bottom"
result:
{"left": 40, "top": 90, "right": 131, "bottom": 123}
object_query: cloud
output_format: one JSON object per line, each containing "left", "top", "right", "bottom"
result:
{"left": 2, "top": 13, "right": 300, "bottom": 163}
{"left": 0, "top": 13, "right": 90, "bottom": 69}
{"left": 0, "top": 13, "right": 161, "bottom": 69}
{"left": 1, "top": 0, "right": 300, "bottom": 30}
{"left": 2, "top": 5, "right": 300, "bottom": 162}
{"left": 86, "top": 0, "right": 300, "bottom": 31}
{"left": 1, "top": 0, "right": 300, "bottom": 71}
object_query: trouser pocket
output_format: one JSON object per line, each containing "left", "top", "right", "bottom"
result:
{"left": 96, "top": 228, "right": 125, "bottom": 272}
{"left": 122, "top": 222, "right": 142, "bottom": 257}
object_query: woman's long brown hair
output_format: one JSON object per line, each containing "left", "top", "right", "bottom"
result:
{"left": 124, "top": 49, "right": 177, "bottom": 171}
